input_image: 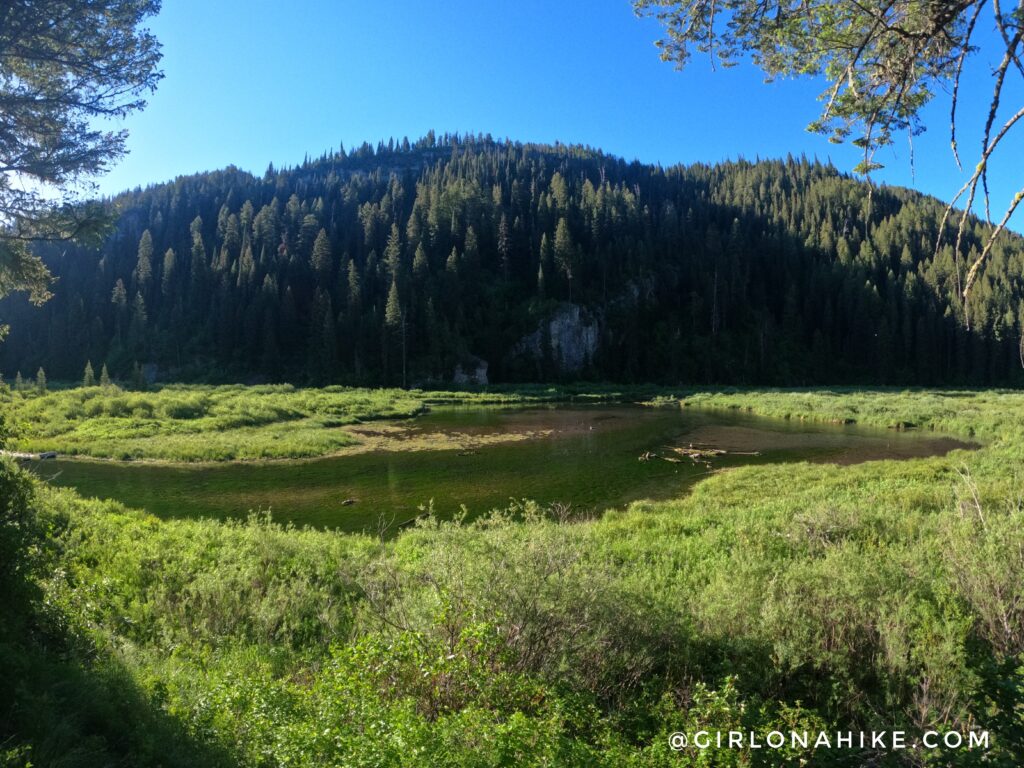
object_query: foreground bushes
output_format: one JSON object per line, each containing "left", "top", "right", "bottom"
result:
{"left": 3, "top": 388, "right": 1024, "bottom": 765}
{"left": 6, "top": 475, "right": 1022, "bottom": 764}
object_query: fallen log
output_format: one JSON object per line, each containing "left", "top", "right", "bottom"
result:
{"left": 0, "top": 450, "right": 58, "bottom": 460}
{"left": 668, "top": 444, "right": 762, "bottom": 464}
{"left": 641, "top": 444, "right": 762, "bottom": 464}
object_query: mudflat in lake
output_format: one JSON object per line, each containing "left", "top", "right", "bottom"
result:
{"left": 36, "top": 405, "right": 975, "bottom": 533}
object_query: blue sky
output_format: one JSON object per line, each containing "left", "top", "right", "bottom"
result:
{"left": 99, "top": 0, "right": 1023, "bottom": 229}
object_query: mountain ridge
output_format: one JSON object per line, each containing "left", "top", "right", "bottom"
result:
{"left": 2, "top": 134, "right": 1023, "bottom": 386}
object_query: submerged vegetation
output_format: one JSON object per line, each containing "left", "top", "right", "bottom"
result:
{"left": 2, "top": 387, "right": 1022, "bottom": 765}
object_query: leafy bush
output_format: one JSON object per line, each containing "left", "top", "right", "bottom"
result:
{"left": 4, "top": 387, "right": 1024, "bottom": 765}
{"left": 0, "top": 459, "right": 41, "bottom": 611}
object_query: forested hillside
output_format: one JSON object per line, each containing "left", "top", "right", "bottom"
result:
{"left": 3, "top": 133, "right": 1023, "bottom": 386}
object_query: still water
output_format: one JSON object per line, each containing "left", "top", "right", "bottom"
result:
{"left": 37, "top": 405, "right": 973, "bottom": 534}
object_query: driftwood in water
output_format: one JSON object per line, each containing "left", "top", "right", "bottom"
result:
{"left": 671, "top": 444, "right": 761, "bottom": 459}
{"left": 639, "top": 444, "right": 760, "bottom": 466}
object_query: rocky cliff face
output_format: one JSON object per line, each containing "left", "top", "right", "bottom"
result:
{"left": 453, "top": 355, "right": 489, "bottom": 385}
{"left": 513, "top": 304, "right": 599, "bottom": 374}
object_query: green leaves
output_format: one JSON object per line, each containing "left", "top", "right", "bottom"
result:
{"left": 0, "top": 0, "right": 162, "bottom": 313}
{"left": 634, "top": 1, "right": 973, "bottom": 169}
{"left": 852, "top": 159, "right": 885, "bottom": 176}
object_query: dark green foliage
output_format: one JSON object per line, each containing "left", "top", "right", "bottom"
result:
{"left": 134, "top": 229, "right": 154, "bottom": 290}
{"left": 0, "top": 0, "right": 163, "bottom": 328}
{"left": 0, "top": 461, "right": 232, "bottom": 768}
{"left": 3, "top": 136, "right": 1024, "bottom": 387}
{"left": 0, "top": 460, "right": 39, "bottom": 610}
{"left": 131, "top": 361, "right": 147, "bottom": 390}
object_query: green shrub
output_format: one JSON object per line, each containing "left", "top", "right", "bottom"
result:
{"left": 0, "top": 459, "right": 41, "bottom": 611}
{"left": 5, "top": 387, "right": 1024, "bottom": 765}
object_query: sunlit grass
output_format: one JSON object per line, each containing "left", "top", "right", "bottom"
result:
{"left": 1, "top": 383, "right": 602, "bottom": 461}
{"left": 5, "top": 385, "right": 1024, "bottom": 765}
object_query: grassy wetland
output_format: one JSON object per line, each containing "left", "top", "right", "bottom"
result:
{"left": 2, "top": 383, "right": 1022, "bottom": 766}
{"left": 4, "top": 383, "right": 975, "bottom": 532}
{"left": 0, "top": 383, "right": 606, "bottom": 462}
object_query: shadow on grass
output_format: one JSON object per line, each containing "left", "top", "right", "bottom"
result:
{"left": 1, "top": 614, "right": 233, "bottom": 768}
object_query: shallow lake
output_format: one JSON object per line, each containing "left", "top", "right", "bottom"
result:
{"left": 35, "top": 404, "right": 974, "bottom": 534}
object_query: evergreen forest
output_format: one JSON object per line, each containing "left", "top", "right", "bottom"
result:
{"left": 3, "top": 133, "right": 1023, "bottom": 386}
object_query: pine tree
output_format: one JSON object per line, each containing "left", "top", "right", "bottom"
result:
{"left": 497, "top": 213, "right": 511, "bottom": 278}
{"left": 385, "top": 279, "right": 403, "bottom": 329}
{"left": 110, "top": 277, "right": 129, "bottom": 344}
{"left": 412, "top": 243, "right": 429, "bottom": 281}
{"left": 190, "top": 216, "right": 209, "bottom": 304}
{"left": 385, "top": 279, "right": 406, "bottom": 387}
{"left": 311, "top": 228, "right": 333, "bottom": 280}
{"left": 100, "top": 364, "right": 111, "bottom": 388}
{"left": 299, "top": 214, "right": 320, "bottom": 257}
{"left": 134, "top": 229, "right": 154, "bottom": 290}
{"left": 161, "top": 248, "right": 177, "bottom": 297}
{"left": 347, "top": 259, "right": 362, "bottom": 312}
{"left": 237, "top": 243, "right": 255, "bottom": 288}
{"left": 550, "top": 172, "right": 569, "bottom": 210}
{"left": 538, "top": 233, "right": 552, "bottom": 296}
{"left": 307, "top": 289, "right": 337, "bottom": 382}
{"left": 83, "top": 360, "right": 95, "bottom": 387}
{"left": 111, "top": 279, "right": 128, "bottom": 308}
{"left": 128, "top": 292, "right": 148, "bottom": 355}
{"left": 463, "top": 226, "right": 479, "bottom": 270}
{"left": 445, "top": 247, "right": 459, "bottom": 275}
{"left": 384, "top": 223, "right": 402, "bottom": 281}
{"left": 0, "top": 0, "right": 162, "bottom": 316}
{"left": 14, "top": 371, "right": 24, "bottom": 391}
{"left": 35, "top": 367, "right": 46, "bottom": 393}
{"left": 554, "top": 218, "right": 576, "bottom": 301}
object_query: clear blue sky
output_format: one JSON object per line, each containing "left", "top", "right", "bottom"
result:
{"left": 99, "top": 0, "right": 1023, "bottom": 229}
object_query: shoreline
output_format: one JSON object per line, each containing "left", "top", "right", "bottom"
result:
{"left": 7, "top": 394, "right": 987, "bottom": 468}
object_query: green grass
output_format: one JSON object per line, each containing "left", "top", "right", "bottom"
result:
{"left": 0, "top": 383, "right": 632, "bottom": 462}
{"left": 679, "top": 387, "right": 1020, "bottom": 442}
{"left": 3, "top": 386, "right": 1023, "bottom": 766}
{"left": 1, "top": 383, "right": 422, "bottom": 460}
{"left": 4, "top": 382, "right": 1013, "bottom": 464}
